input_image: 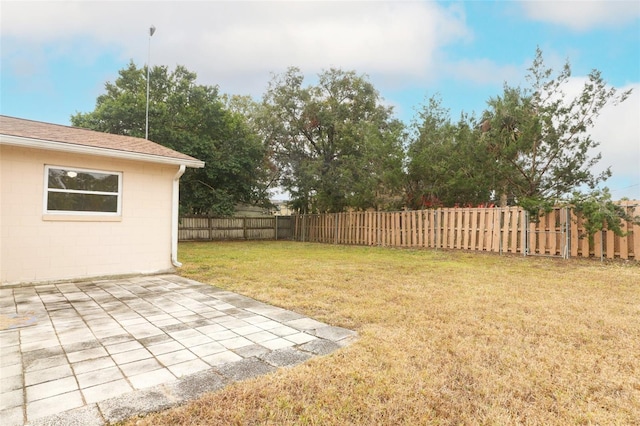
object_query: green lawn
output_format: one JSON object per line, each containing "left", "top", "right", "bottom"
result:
{"left": 127, "top": 241, "right": 640, "bottom": 425}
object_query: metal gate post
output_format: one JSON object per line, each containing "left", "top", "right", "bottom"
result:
{"left": 499, "top": 208, "right": 504, "bottom": 256}
{"left": 377, "top": 211, "right": 381, "bottom": 246}
{"left": 434, "top": 209, "right": 439, "bottom": 250}
{"left": 564, "top": 207, "right": 570, "bottom": 259}
{"left": 523, "top": 211, "right": 530, "bottom": 257}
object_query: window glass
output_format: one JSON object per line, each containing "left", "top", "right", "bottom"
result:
{"left": 47, "top": 193, "right": 119, "bottom": 212}
{"left": 45, "top": 166, "right": 121, "bottom": 215}
{"left": 47, "top": 168, "right": 119, "bottom": 192}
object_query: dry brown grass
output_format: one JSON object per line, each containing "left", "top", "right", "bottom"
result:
{"left": 126, "top": 241, "right": 640, "bottom": 425}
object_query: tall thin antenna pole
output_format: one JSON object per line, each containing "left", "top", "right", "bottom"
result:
{"left": 145, "top": 25, "right": 156, "bottom": 140}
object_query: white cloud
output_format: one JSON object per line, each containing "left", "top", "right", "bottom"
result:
{"left": 3, "top": 2, "right": 635, "bottom": 199}
{"left": 1, "top": 1, "right": 471, "bottom": 95}
{"left": 520, "top": 0, "right": 640, "bottom": 31}
{"left": 557, "top": 78, "right": 640, "bottom": 198}
{"left": 445, "top": 58, "right": 522, "bottom": 86}
{"left": 589, "top": 83, "right": 640, "bottom": 196}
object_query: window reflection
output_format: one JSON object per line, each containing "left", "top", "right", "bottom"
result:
{"left": 45, "top": 166, "right": 121, "bottom": 215}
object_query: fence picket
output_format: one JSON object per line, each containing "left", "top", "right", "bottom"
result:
{"left": 256, "top": 203, "right": 639, "bottom": 261}
{"left": 500, "top": 209, "right": 509, "bottom": 254}
{"left": 450, "top": 210, "right": 457, "bottom": 249}
{"left": 576, "top": 213, "right": 590, "bottom": 257}
{"left": 401, "top": 211, "right": 408, "bottom": 247}
{"left": 593, "top": 231, "right": 603, "bottom": 259}
{"left": 631, "top": 207, "right": 640, "bottom": 260}
{"left": 483, "top": 210, "right": 489, "bottom": 251}
{"left": 572, "top": 212, "right": 581, "bottom": 256}
{"left": 455, "top": 210, "right": 462, "bottom": 249}
{"left": 476, "top": 210, "right": 485, "bottom": 251}
{"left": 490, "top": 209, "right": 500, "bottom": 252}
{"left": 606, "top": 229, "right": 615, "bottom": 259}
{"left": 509, "top": 207, "right": 519, "bottom": 253}
{"left": 520, "top": 210, "right": 527, "bottom": 255}
{"left": 440, "top": 210, "right": 448, "bottom": 249}
{"left": 617, "top": 215, "right": 627, "bottom": 259}
{"left": 548, "top": 211, "right": 557, "bottom": 256}
{"left": 470, "top": 209, "right": 478, "bottom": 251}
{"left": 415, "top": 211, "right": 420, "bottom": 247}
{"left": 528, "top": 219, "right": 537, "bottom": 255}
{"left": 179, "top": 215, "right": 294, "bottom": 241}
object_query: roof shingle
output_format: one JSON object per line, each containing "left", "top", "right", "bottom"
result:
{"left": 0, "top": 115, "right": 203, "bottom": 166}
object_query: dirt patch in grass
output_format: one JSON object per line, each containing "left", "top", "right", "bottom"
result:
{"left": 126, "top": 241, "right": 640, "bottom": 425}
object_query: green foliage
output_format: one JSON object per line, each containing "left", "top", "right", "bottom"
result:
{"left": 71, "top": 62, "right": 269, "bottom": 216}
{"left": 71, "top": 49, "right": 632, "bottom": 233}
{"left": 260, "top": 67, "right": 406, "bottom": 213}
{"left": 405, "top": 49, "right": 632, "bottom": 242}
{"left": 406, "top": 95, "right": 495, "bottom": 208}
{"left": 569, "top": 189, "right": 639, "bottom": 241}
{"left": 480, "top": 48, "right": 631, "bottom": 213}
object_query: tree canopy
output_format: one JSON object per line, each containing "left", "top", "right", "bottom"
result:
{"left": 406, "top": 95, "right": 494, "bottom": 208}
{"left": 479, "top": 48, "right": 631, "bottom": 212}
{"left": 72, "top": 49, "right": 633, "bottom": 230}
{"left": 71, "top": 62, "right": 269, "bottom": 216}
{"left": 259, "top": 67, "right": 406, "bottom": 213}
{"left": 405, "top": 48, "right": 631, "bottom": 220}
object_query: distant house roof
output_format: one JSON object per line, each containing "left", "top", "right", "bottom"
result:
{"left": 0, "top": 115, "right": 204, "bottom": 168}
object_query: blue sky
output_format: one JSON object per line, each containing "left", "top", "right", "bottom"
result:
{"left": 2, "top": 1, "right": 639, "bottom": 199}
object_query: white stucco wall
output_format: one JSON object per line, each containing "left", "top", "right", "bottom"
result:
{"left": 0, "top": 145, "right": 178, "bottom": 285}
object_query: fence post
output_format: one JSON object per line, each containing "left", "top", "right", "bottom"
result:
{"left": 242, "top": 217, "right": 247, "bottom": 240}
{"left": 499, "top": 208, "right": 504, "bottom": 255}
{"left": 600, "top": 230, "right": 605, "bottom": 262}
{"left": 564, "top": 207, "right": 570, "bottom": 259}
{"left": 434, "top": 209, "right": 438, "bottom": 250}
{"left": 275, "top": 215, "right": 278, "bottom": 241}
{"left": 523, "top": 211, "right": 529, "bottom": 256}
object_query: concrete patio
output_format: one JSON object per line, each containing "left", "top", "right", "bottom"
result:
{"left": 0, "top": 274, "right": 356, "bottom": 425}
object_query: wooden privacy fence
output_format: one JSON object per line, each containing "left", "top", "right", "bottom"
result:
{"left": 179, "top": 216, "right": 293, "bottom": 241}
{"left": 292, "top": 203, "right": 640, "bottom": 261}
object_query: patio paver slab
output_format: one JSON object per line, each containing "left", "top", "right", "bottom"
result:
{"left": 0, "top": 274, "right": 357, "bottom": 425}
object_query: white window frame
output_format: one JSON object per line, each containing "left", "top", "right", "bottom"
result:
{"left": 43, "top": 165, "right": 123, "bottom": 216}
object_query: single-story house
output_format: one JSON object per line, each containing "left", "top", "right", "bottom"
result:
{"left": 0, "top": 115, "right": 204, "bottom": 286}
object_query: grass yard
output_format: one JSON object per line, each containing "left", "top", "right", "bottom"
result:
{"left": 126, "top": 241, "right": 640, "bottom": 425}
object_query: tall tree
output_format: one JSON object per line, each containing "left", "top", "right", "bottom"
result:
{"left": 223, "top": 94, "right": 282, "bottom": 204}
{"left": 261, "top": 67, "right": 405, "bottom": 213}
{"left": 406, "top": 95, "right": 494, "bottom": 208}
{"left": 480, "top": 48, "right": 631, "bottom": 212}
{"left": 71, "top": 62, "right": 269, "bottom": 216}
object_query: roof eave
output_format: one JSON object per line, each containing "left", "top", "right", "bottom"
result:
{"left": 0, "top": 134, "right": 205, "bottom": 168}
